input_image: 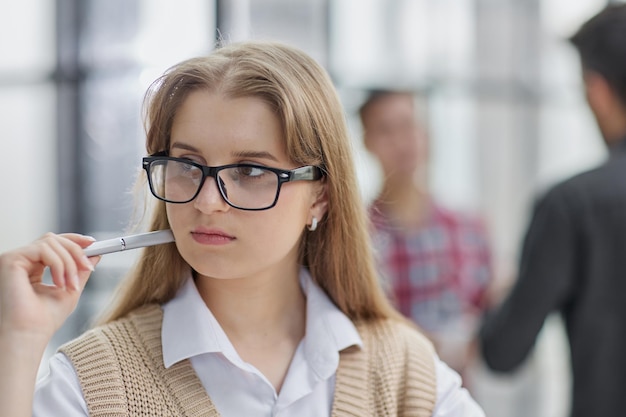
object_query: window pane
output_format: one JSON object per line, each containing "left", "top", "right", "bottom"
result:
{"left": 0, "top": 85, "right": 56, "bottom": 251}
{"left": 0, "top": 0, "right": 55, "bottom": 74}
{"left": 329, "top": 0, "right": 474, "bottom": 86}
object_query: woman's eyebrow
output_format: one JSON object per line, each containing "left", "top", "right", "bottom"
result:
{"left": 232, "top": 150, "right": 279, "bottom": 162}
{"left": 170, "top": 142, "right": 200, "bottom": 153}
{"left": 170, "top": 142, "right": 280, "bottom": 163}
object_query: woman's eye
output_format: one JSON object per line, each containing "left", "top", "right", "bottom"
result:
{"left": 170, "top": 160, "right": 201, "bottom": 178}
{"left": 181, "top": 163, "right": 196, "bottom": 172}
{"left": 237, "top": 166, "right": 266, "bottom": 177}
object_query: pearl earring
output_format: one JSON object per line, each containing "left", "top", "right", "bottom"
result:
{"left": 308, "top": 217, "right": 318, "bottom": 232}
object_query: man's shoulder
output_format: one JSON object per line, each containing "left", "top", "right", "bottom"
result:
{"left": 556, "top": 164, "right": 607, "bottom": 189}
{"left": 541, "top": 160, "right": 621, "bottom": 206}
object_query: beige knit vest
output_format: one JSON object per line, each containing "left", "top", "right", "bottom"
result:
{"left": 60, "top": 305, "right": 436, "bottom": 416}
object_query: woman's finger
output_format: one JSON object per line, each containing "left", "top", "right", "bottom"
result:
{"left": 28, "top": 234, "right": 87, "bottom": 291}
{"left": 58, "top": 233, "right": 97, "bottom": 270}
{"left": 76, "top": 255, "right": 101, "bottom": 291}
{"left": 58, "top": 233, "right": 96, "bottom": 248}
{"left": 44, "top": 238, "right": 82, "bottom": 291}
{"left": 5, "top": 233, "right": 98, "bottom": 292}
{"left": 36, "top": 243, "right": 69, "bottom": 290}
{"left": 55, "top": 235, "right": 96, "bottom": 272}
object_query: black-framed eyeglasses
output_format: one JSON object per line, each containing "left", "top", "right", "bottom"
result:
{"left": 142, "top": 153, "right": 324, "bottom": 211}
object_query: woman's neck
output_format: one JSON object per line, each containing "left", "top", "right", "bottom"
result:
{"left": 194, "top": 264, "right": 306, "bottom": 393}
{"left": 195, "top": 265, "right": 306, "bottom": 346}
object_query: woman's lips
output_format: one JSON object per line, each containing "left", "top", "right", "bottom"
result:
{"left": 191, "top": 228, "right": 235, "bottom": 245}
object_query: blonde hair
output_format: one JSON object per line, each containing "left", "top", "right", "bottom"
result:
{"left": 99, "top": 41, "right": 400, "bottom": 324}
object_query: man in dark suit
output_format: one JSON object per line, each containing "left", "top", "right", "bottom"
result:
{"left": 480, "top": 5, "right": 626, "bottom": 417}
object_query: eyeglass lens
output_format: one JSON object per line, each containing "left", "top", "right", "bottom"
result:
{"left": 148, "top": 159, "right": 280, "bottom": 209}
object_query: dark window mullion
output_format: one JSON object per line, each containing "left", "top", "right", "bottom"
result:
{"left": 55, "top": 0, "right": 85, "bottom": 233}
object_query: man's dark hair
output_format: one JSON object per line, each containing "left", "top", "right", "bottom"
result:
{"left": 570, "top": 4, "right": 626, "bottom": 105}
{"left": 358, "top": 90, "right": 413, "bottom": 124}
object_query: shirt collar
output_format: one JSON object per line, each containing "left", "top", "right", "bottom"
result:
{"left": 161, "top": 275, "right": 227, "bottom": 368}
{"left": 161, "top": 268, "right": 362, "bottom": 373}
{"left": 300, "top": 268, "right": 363, "bottom": 379}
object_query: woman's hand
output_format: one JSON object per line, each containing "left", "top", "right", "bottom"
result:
{"left": 0, "top": 233, "right": 100, "bottom": 417}
{"left": 0, "top": 233, "right": 100, "bottom": 343}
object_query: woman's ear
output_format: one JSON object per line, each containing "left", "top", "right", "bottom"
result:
{"left": 309, "top": 179, "right": 329, "bottom": 223}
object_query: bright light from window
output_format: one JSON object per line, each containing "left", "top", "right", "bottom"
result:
{"left": 136, "top": 0, "right": 215, "bottom": 71}
{"left": 541, "top": 0, "right": 606, "bottom": 38}
{"left": 0, "top": 0, "right": 55, "bottom": 74}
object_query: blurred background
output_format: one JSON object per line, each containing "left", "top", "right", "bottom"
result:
{"left": 1, "top": 0, "right": 623, "bottom": 415}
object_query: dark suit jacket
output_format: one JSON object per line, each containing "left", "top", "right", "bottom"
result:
{"left": 480, "top": 137, "right": 626, "bottom": 417}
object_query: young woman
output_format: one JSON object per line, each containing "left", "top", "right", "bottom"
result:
{"left": 0, "top": 41, "right": 484, "bottom": 416}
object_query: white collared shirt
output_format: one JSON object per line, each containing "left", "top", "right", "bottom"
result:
{"left": 33, "top": 269, "right": 485, "bottom": 416}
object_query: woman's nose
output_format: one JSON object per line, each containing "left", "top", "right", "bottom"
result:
{"left": 193, "top": 176, "right": 229, "bottom": 212}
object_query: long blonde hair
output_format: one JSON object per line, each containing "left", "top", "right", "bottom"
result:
{"left": 99, "top": 41, "right": 400, "bottom": 324}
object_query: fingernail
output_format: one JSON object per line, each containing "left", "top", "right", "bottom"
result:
{"left": 70, "top": 275, "right": 80, "bottom": 291}
{"left": 83, "top": 256, "right": 95, "bottom": 271}
{"left": 84, "top": 235, "right": 97, "bottom": 241}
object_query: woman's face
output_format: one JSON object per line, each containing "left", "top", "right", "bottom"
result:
{"left": 166, "top": 90, "right": 325, "bottom": 281}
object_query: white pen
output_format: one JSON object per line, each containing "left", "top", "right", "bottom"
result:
{"left": 83, "top": 229, "right": 175, "bottom": 257}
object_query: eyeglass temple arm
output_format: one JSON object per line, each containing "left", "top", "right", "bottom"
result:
{"left": 290, "top": 166, "right": 323, "bottom": 181}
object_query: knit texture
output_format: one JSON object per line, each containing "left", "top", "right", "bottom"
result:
{"left": 332, "top": 320, "right": 437, "bottom": 417}
{"left": 60, "top": 305, "right": 436, "bottom": 416}
{"left": 60, "top": 305, "right": 217, "bottom": 416}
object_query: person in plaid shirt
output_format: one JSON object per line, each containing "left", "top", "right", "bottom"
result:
{"left": 360, "top": 90, "right": 493, "bottom": 376}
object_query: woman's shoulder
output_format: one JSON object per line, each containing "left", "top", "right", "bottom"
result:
{"left": 353, "top": 318, "right": 437, "bottom": 378}
{"left": 356, "top": 318, "right": 435, "bottom": 355}
{"left": 59, "top": 304, "right": 163, "bottom": 359}
{"left": 340, "top": 318, "right": 438, "bottom": 413}
{"left": 56, "top": 304, "right": 165, "bottom": 401}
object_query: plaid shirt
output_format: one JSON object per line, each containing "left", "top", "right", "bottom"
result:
{"left": 369, "top": 200, "right": 492, "bottom": 334}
